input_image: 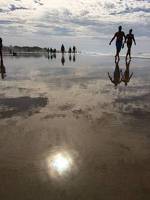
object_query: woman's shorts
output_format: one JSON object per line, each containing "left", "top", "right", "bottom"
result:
{"left": 127, "top": 42, "right": 132, "bottom": 49}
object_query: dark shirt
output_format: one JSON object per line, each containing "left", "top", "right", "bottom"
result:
{"left": 115, "top": 31, "right": 125, "bottom": 43}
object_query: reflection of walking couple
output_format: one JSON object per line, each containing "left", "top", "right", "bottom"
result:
{"left": 109, "top": 26, "right": 136, "bottom": 62}
{"left": 108, "top": 60, "right": 133, "bottom": 87}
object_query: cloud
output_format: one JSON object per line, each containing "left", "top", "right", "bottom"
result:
{"left": 9, "top": 4, "right": 28, "bottom": 11}
{"left": 33, "top": 0, "right": 44, "bottom": 6}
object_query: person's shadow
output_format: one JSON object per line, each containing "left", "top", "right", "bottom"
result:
{"left": 108, "top": 61, "right": 122, "bottom": 87}
{"left": 121, "top": 60, "right": 133, "bottom": 86}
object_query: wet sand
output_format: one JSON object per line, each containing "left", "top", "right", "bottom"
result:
{"left": 0, "top": 54, "right": 150, "bottom": 200}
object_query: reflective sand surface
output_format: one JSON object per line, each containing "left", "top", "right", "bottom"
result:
{"left": 0, "top": 54, "right": 150, "bottom": 200}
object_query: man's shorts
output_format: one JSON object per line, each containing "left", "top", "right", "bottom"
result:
{"left": 116, "top": 41, "right": 122, "bottom": 52}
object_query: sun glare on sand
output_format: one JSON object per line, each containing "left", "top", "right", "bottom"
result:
{"left": 47, "top": 151, "right": 73, "bottom": 177}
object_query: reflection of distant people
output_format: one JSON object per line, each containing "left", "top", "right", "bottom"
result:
{"left": 108, "top": 61, "right": 122, "bottom": 87}
{"left": 53, "top": 52, "right": 56, "bottom": 59}
{"left": 69, "top": 54, "right": 72, "bottom": 61}
{"left": 109, "top": 26, "right": 125, "bottom": 62}
{"left": 124, "top": 29, "right": 136, "bottom": 60}
{"left": 61, "top": 54, "right": 65, "bottom": 65}
{"left": 0, "top": 38, "right": 6, "bottom": 79}
{"left": 47, "top": 48, "right": 50, "bottom": 59}
{"left": 61, "top": 44, "right": 65, "bottom": 54}
{"left": 53, "top": 49, "right": 56, "bottom": 58}
{"left": 121, "top": 60, "right": 133, "bottom": 86}
{"left": 73, "top": 54, "right": 76, "bottom": 62}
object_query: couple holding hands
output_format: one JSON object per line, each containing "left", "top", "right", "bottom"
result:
{"left": 109, "top": 26, "right": 136, "bottom": 62}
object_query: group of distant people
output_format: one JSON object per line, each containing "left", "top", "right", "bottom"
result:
{"left": 47, "top": 48, "right": 56, "bottom": 54}
{"left": 109, "top": 26, "right": 136, "bottom": 62}
{"left": 47, "top": 45, "right": 77, "bottom": 55}
{"left": 61, "top": 44, "right": 77, "bottom": 54}
{"left": 47, "top": 44, "right": 77, "bottom": 64}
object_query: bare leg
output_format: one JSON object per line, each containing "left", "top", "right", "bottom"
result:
{"left": 117, "top": 49, "right": 121, "bottom": 62}
{"left": 128, "top": 48, "right": 131, "bottom": 59}
{"left": 118, "top": 55, "right": 120, "bottom": 61}
{"left": 0, "top": 50, "right": 2, "bottom": 73}
{"left": 115, "top": 49, "right": 118, "bottom": 61}
{"left": 115, "top": 49, "right": 119, "bottom": 62}
{"left": 126, "top": 51, "right": 128, "bottom": 61}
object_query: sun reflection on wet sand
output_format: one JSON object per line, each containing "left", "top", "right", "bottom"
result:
{"left": 46, "top": 148, "right": 78, "bottom": 179}
{"left": 50, "top": 152, "right": 73, "bottom": 174}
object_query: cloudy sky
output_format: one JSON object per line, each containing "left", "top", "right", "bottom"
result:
{"left": 0, "top": 0, "right": 150, "bottom": 53}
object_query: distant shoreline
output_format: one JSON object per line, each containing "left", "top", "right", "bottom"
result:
{"left": 2, "top": 51, "right": 150, "bottom": 60}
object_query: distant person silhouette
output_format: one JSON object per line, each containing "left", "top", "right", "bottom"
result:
{"left": 108, "top": 61, "right": 122, "bottom": 87}
{"left": 73, "top": 46, "right": 76, "bottom": 53}
{"left": 68, "top": 47, "right": 72, "bottom": 54}
{"left": 50, "top": 48, "right": 53, "bottom": 54}
{"left": 0, "top": 38, "right": 6, "bottom": 79}
{"left": 61, "top": 54, "right": 65, "bottom": 65}
{"left": 47, "top": 48, "right": 50, "bottom": 59}
{"left": 124, "top": 29, "right": 136, "bottom": 60}
{"left": 121, "top": 60, "right": 133, "bottom": 86}
{"left": 61, "top": 44, "right": 65, "bottom": 54}
{"left": 109, "top": 26, "right": 125, "bottom": 62}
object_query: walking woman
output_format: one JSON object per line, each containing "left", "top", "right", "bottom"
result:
{"left": 125, "top": 29, "right": 136, "bottom": 60}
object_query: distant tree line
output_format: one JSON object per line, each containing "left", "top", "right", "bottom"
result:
{"left": 2, "top": 45, "right": 78, "bottom": 55}
{"left": 3, "top": 46, "right": 46, "bottom": 53}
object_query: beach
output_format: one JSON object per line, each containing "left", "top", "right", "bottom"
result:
{"left": 0, "top": 54, "right": 150, "bottom": 200}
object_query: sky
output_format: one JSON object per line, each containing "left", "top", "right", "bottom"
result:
{"left": 0, "top": 0, "right": 150, "bottom": 54}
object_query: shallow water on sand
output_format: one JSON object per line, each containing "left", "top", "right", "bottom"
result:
{"left": 0, "top": 54, "right": 150, "bottom": 200}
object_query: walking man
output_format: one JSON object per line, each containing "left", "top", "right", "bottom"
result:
{"left": 109, "top": 26, "right": 125, "bottom": 62}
